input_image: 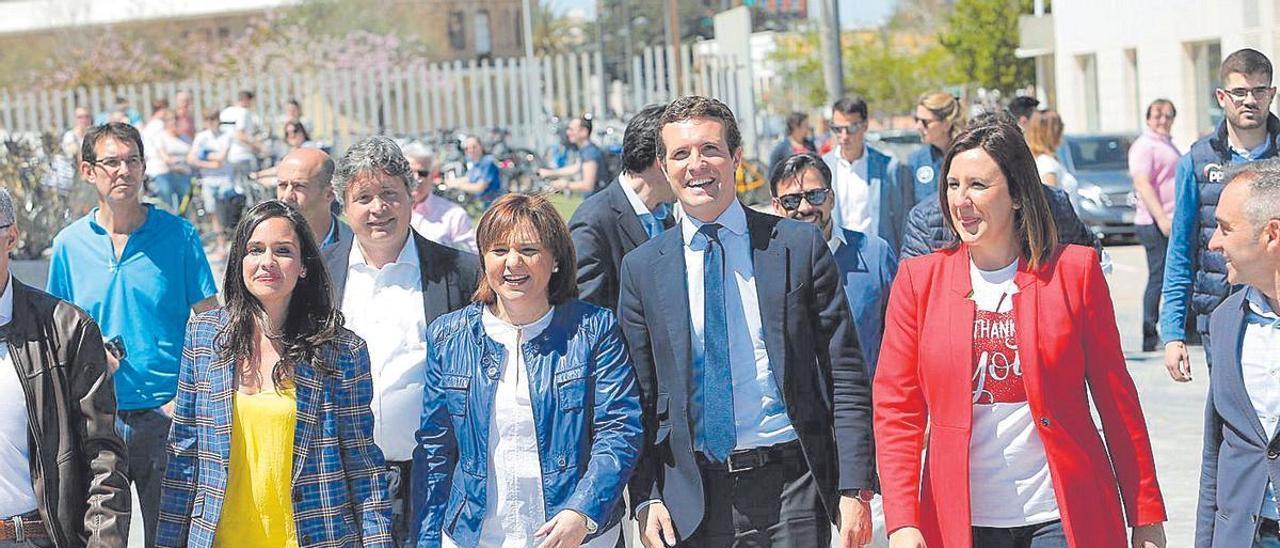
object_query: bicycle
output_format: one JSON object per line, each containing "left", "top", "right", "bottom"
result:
{"left": 736, "top": 158, "right": 772, "bottom": 208}
{"left": 177, "top": 176, "right": 223, "bottom": 249}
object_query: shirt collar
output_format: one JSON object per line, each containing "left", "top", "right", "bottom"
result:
{"left": 828, "top": 145, "right": 868, "bottom": 168}
{"left": 88, "top": 204, "right": 153, "bottom": 235}
{"left": 0, "top": 275, "right": 12, "bottom": 327}
{"left": 681, "top": 199, "right": 747, "bottom": 247}
{"left": 1231, "top": 139, "right": 1272, "bottom": 161}
{"left": 349, "top": 232, "right": 419, "bottom": 271}
{"left": 322, "top": 212, "right": 340, "bottom": 247}
{"left": 1245, "top": 286, "right": 1279, "bottom": 319}
{"left": 1142, "top": 128, "right": 1173, "bottom": 143}
{"left": 827, "top": 227, "right": 867, "bottom": 254}
{"left": 617, "top": 173, "right": 652, "bottom": 217}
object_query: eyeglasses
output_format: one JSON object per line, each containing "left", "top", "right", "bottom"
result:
{"left": 776, "top": 188, "right": 831, "bottom": 210}
{"left": 1220, "top": 86, "right": 1276, "bottom": 102}
{"left": 830, "top": 121, "right": 867, "bottom": 135}
{"left": 92, "top": 156, "right": 143, "bottom": 172}
{"left": 0, "top": 224, "right": 10, "bottom": 231}
{"left": 416, "top": 169, "right": 433, "bottom": 178}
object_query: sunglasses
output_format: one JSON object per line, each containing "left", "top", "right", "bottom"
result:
{"left": 830, "top": 121, "right": 867, "bottom": 134}
{"left": 776, "top": 188, "right": 830, "bottom": 210}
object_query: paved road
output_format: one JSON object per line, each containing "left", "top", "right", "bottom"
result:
{"left": 13, "top": 242, "right": 1208, "bottom": 547}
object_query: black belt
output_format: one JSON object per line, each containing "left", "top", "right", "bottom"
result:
{"left": 698, "top": 440, "right": 803, "bottom": 474}
{"left": 1261, "top": 516, "right": 1280, "bottom": 538}
{"left": 0, "top": 510, "right": 47, "bottom": 542}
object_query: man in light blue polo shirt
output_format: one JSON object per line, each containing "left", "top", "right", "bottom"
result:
{"left": 46, "top": 122, "right": 218, "bottom": 547}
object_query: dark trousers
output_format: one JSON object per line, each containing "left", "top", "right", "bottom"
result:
{"left": 971, "top": 519, "right": 1067, "bottom": 548}
{"left": 116, "top": 407, "right": 171, "bottom": 548}
{"left": 387, "top": 460, "right": 412, "bottom": 546}
{"left": 681, "top": 450, "right": 830, "bottom": 547}
{"left": 1136, "top": 223, "right": 1167, "bottom": 351}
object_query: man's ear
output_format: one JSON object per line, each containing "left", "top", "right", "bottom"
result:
{"left": 1265, "top": 218, "right": 1280, "bottom": 251}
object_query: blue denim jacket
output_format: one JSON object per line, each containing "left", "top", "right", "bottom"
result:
{"left": 412, "top": 300, "right": 643, "bottom": 547}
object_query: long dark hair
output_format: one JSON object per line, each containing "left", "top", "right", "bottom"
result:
{"left": 219, "top": 200, "right": 343, "bottom": 385}
{"left": 939, "top": 115, "right": 1058, "bottom": 269}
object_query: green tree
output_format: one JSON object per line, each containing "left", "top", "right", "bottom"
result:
{"left": 938, "top": 0, "right": 1035, "bottom": 94}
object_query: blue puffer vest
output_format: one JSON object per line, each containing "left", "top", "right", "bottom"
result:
{"left": 1186, "top": 115, "right": 1280, "bottom": 336}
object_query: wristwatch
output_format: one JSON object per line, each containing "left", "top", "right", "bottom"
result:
{"left": 841, "top": 488, "right": 876, "bottom": 502}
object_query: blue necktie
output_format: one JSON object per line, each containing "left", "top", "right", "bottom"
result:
{"left": 639, "top": 203, "right": 671, "bottom": 240}
{"left": 697, "top": 223, "right": 735, "bottom": 461}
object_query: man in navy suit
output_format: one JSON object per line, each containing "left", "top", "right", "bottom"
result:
{"left": 570, "top": 103, "right": 675, "bottom": 310}
{"left": 618, "top": 95, "right": 876, "bottom": 548}
{"left": 1198, "top": 159, "right": 1280, "bottom": 547}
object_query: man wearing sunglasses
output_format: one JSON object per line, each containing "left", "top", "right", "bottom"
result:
{"left": 46, "top": 122, "right": 219, "bottom": 546}
{"left": 770, "top": 153, "right": 896, "bottom": 379}
{"left": 275, "top": 147, "right": 351, "bottom": 250}
{"left": 821, "top": 97, "right": 915, "bottom": 256}
{"left": 1162, "top": 48, "right": 1280, "bottom": 382}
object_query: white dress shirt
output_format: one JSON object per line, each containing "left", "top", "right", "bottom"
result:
{"left": 1241, "top": 287, "right": 1280, "bottom": 520}
{"left": 442, "top": 307, "right": 619, "bottom": 548}
{"left": 618, "top": 173, "right": 653, "bottom": 217}
{"left": 341, "top": 236, "right": 428, "bottom": 462}
{"left": 682, "top": 201, "right": 796, "bottom": 451}
{"left": 823, "top": 146, "right": 881, "bottom": 240}
{"left": 0, "top": 276, "right": 38, "bottom": 518}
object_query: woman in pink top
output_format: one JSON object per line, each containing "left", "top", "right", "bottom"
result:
{"left": 1129, "top": 99, "right": 1181, "bottom": 352}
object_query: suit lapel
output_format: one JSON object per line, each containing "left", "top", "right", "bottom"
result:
{"left": 609, "top": 180, "right": 650, "bottom": 248}
{"left": 415, "top": 233, "right": 450, "bottom": 323}
{"left": 655, "top": 230, "right": 693, "bottom": 394}
{"left": 747, "top": 210, "right": 788, "bottom": 389}
{"left": 946, "top": 248, "right": 977, "bottom": 425}
{"left": 210, "top": 351, "right": 236, "bottom": 469}
{"left": 291, "top": 356, "right": 324, "bottom": 483}
{"left": 1215, "top": 296, "right": 1269, "bottom": 444}
{"left": 322, "top": 227, "right": 354, "bottom": 305}
{"left": 1011, "top": 263, "right": 1042, "bottom": 413}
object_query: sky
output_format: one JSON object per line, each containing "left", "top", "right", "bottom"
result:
{"left": 550, "top": 0, "right": 893, "bottom": 29}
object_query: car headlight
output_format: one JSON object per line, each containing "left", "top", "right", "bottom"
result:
{"left": 1077, "top": 183, "right": 1104, "bottom": 207}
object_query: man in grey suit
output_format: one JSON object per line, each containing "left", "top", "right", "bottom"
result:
{"left": 321, "top": 137, "right": 479, "bottom": 545}
{"left": 1198, "top": 159, "right": 1280, "bottom": 547}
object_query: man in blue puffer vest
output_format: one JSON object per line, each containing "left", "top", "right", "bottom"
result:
{"left": 1163, "top": 48, "right": 1280, "bottom": 382}
{"left": 822, "top": 96, "right": 915, "bottom": 254}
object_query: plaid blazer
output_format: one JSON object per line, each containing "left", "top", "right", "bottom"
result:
{"left": 156, "top": 309, "right": 393, "bottom": 548}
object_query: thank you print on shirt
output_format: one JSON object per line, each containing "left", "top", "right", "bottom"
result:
{"left": 971, "top": 309, "right": 1024, "bottom": 405}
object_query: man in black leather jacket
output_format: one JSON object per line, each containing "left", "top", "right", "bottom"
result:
{"left": 0, "top": 188, "right": 129, "bottom": 548}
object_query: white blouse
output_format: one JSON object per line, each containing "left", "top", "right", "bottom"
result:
{"left": 443, "top": 306, "right": 620, "bottom": 547}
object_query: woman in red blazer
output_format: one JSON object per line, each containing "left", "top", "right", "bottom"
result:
{"left": 873, "top": 118, "right": 1167, "bottom": 548}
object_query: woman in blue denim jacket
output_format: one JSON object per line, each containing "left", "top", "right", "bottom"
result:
{"left": 412, "top": 193, "right": 643, "bottom": 548}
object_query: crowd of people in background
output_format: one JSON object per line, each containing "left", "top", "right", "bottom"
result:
{"left": 6, "top": 46, "right": 1280, "bottom": 548}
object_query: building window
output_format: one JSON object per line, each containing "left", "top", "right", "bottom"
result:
{"left": 514, "top": 8, "right": 523, "bottom": 49}
{"left": 1124, "top": 49, "right": 1140, "bottom": 131}
{"left": 1077, "top": 53, "right": 1100, "bottom": 133}
{"left": 475, "top": 10, "right": 492, "bottom": 57}
{"left": 448, "top": 11, "right": 466, "bottom": 51}
{"left": 1189, "top": 40, "right": 1223, "bottom": 133}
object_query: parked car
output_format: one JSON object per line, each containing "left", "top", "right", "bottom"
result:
{"left": 1058, "top": 133, "right": 1138, "bottom": 242}
{"left": 866, "top": 128, "right": 924, "bottom": 165}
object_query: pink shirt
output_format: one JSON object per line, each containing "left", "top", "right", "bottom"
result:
{"left": 1127, "top": 129, "right": 1181, "bottom": 225}
{"left": 411, "top": 193, "right": 477, "bottom": 253}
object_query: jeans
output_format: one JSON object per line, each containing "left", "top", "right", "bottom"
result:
{"left": 1259, "top": 522, "right": 1280, "bottom": 548}
{"left": 971, "top": 519, "right": 1067, "bottom": 548}
{"left": 1136, "top": 223, "right": 1168, "bottom": 351}
{"left": 387, "top": 461, "right": 411, "bottom": 546}
{"left": 117, "top": 407, "right": 172, "bottom": 548}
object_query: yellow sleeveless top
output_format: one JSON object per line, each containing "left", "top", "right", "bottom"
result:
{"left": 213, "top": 387, "right": 299, "bottom": 548}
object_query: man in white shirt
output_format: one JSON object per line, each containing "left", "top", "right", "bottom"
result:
{"left": 220, "top": 90, "right": 262, "bottom": 186}
{"left": 1197, "top": 159, "right": 1280, "bottom": 547}
{"left": 322, "top": 137, "right": 479, "bottom": 546}
{"left": 821, "top": 96, "right": 915, "bottom": 253}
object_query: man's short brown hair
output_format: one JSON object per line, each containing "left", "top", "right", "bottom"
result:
{"left": 472, "top": 193, "right": 579, "bottom": 305}
{"left": 655, "top": 95, "right": 742, "bottom": 161}
{"left": 1220, "top": 48, "right": 1273, "bottom": 83}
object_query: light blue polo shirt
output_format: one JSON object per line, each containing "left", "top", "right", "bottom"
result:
{"left": 46, "top": 205, "right": 217, "bottom": 411}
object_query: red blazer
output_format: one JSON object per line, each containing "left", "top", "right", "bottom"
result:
{"left": 873, "top": 244, "right": 1166, "bottom": 547}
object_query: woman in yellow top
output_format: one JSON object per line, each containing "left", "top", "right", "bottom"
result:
{"left": 157, "top": 200, "right": 394, "bottom": 548}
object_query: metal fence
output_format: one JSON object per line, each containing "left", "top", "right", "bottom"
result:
{"left": 0, "top": 44, "right": 766, "bottom": 156}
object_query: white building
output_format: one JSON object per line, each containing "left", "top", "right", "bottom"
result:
{"left": 1020, "top": 0, "right": 1280, "bottom": 147}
